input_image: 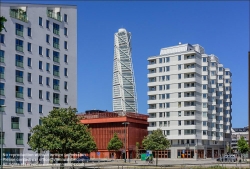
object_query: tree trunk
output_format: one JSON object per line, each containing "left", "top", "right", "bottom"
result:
{"left": 60, "top": 153, "right": 65, "bottom": 169}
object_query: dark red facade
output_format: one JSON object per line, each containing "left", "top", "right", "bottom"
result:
{"left": 80, "top": 111, "right": 148, "bottom": 159}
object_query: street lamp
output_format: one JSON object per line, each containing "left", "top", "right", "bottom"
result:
{"left": 0, "top": 105, "right": 6, "bottom": 169}
{"left": 122, "top": 122, "right": 129, "bottom": 163}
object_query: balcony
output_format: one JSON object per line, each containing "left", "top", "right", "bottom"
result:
{"left": 16, "top": 108, "right": 23, "bottom": 114}
{"left": 16, "top": 61, "right": 23, "bottom": 68}
{"left": 0, "top": 106, "right": 4, "bottom": 112}
{"left": 10, "top": 9, "right": 28, "bottom": 22}
{"left": 47, "top": 10, "right": 62, "bottom": 22}
{"left": 53, "top": 85, "right": 59, "bottom": 90}
{"left": 53, "top": 43, "right": 59, "bottom": 49}
{"left": 53, "top": 29, "right": 60, "bottom": 35}
{"left": 53, "top": 56, "right": 60, "bottom": 63}
{"left": 11, "top": 122, "right": 19, "bottom": 129}
{"left": 16, "top": 139, "right": 23, "bottom": 145}
{"left": 0, "top": 56, "right": 4, "bottom": 63}
{"left": 16, "top": 91, "right": 23, "bottom": 98}
{"left": 16, "top": 76, "right": 23, "bottom": 83}
{"left": 16, "top": 29, "right": 23, "bottom": 37}
{"left": 16, "top": 45, "right": 23, "bottom": 52}
{"left": 0, "top": 73, "right": 4, "bottom": 79}
{"left": 53, "top": 98, "right": 60, "bottom": 104}
{"left": 53, "top": 71, "right": 60, "bottom": 77}
{"left": 0, "top": 89, "right": 4, "bottom": 96}
{"left": 0, "top": 138, "right": 4, "bottom": 144}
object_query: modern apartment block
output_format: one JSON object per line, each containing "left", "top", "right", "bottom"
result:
{"left": 113, "top": 28, "right": 138, "bottom": 113}
{"left": 0, "top": 3, "right": 77, "bottom": 164}
{"left": 147, "top": 43, "right": 232, "bottom": 159}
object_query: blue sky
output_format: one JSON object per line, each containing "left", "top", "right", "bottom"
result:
{"left": 6, "top": 1, "right": 249, "bottom": 127}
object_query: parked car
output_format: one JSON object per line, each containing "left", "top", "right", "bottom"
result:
{"left": 217, "top": 155, "right": 236, "bottom": 162}
{"left": 71, "top": 156, "right": 90, "bottom": 163}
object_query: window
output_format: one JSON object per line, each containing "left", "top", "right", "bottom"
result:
{"left": 203, "top": 94, "right": 207, "bottom": 98}
{"left": 64, "top": 95, "right": 68, "bottom": 103}
{"left": 28, "top": 118, "right": 31, "bottom": 127}
{"left": 27, "top": 27, "right": 31, "bottom": 37}
{"left": 178, "top": 120, "right": 181, "bottom": 126}
{"left": 64, "top": 14, "right": 68, "bottom": 22}
{"left": 64, "top": 41, "right": 68, "bottom": 49}
{"left": 53, "top": 65, "right": 60, "bottom": 76}
{"left": 53, "top": 23, "right": 60, "bottom": 35}
{"left": 203, "top": 103, "right": 207, "bottom": 108}
{"left": 46, "top": 48, "right": 50, "bottom": 57}
{"left": 178, "top": 92, "right": 181, "bottom": 98}
{"left": 64, "top": 27, "right": 68, "bottom": 36}
{"left": 219, "top": 67, "right": 223, "bottom": 71}
{"left": 39, "top": 17, "right": 42, "bottom": 26}
{"left": 0, "top": 34, "right": 5, "bottom": 43}
{"left": 0, "top": 66, "right": 4, "bottom": 79}
{"left": 16, "top": 39, "right": 23, "bottom": 52}
{"left": 203, "top": 66, "right": 207, "bottom": 71}
{"left": 16, "top": 101, "right": 23, "bottom": 114}
{"left": 37, "top": 61, "right": 43, "bottom": 70}
{"left": 203, "top": 85, "right": 207, "bottom": 90}
{"left": 16, "top": 23, "right": 23, "bottom": 37}
{"left": 46, "top": 20, "right": 49, "bottom": 29}
{"left": 0, "top": 83, "right": 4, "bottom": 96}
{"left": 27, "top": 88, "right": 31, "bottom": 97}
{"left": 64, "top": 81, "right": 68, "bottom": 90}
{"left": 39, "top": 90, "right": 43, "bottom": 99}
{"left": 16, "top": 54, "right": 23, "bottom": 67}
{"left": 16, "top": 70, "right": 23, "bottom": 83}
{"left": 11, "top": 117, "right": 19, "bottom": 129}
{"left": 53, "top": 79, "right": 60, "bottom": 90}
{"left": 64, "top": 68, "right": 68, "bottom": 76}
{"left": 39, "top": 46, "right": 43, "bottom": 55}
{"left": 46, "top": 91, "right": 50, "bottom": 100}
{"left": 178, "top": 130, "right": 181, "bottom": 135}
{"left": 178, "top": 111, "right": 181, "bottom": 117}
{"left": 46, "top": 77, "right": 50, "bottom": 86}
{"left": 178, "top": 74, "right": 181, "bottom": 79}
{"left": 27, "top": 73, "right": 32, "bottom": 82}
{"left": 39, "top": 105, "right": 43, "bottom": 113}
{"left": 16, "top": 133, "right": 24, "bottom": 145}
{"left": 28, "top": 133, "right": 31, "bottom": 142}
{"left": 0, "top": 50, "right": 4, "bottom": 63}
{"left": 53, "top": 51, "right": 60, "bottom": 63}
{"left": 46, "top": 63, "right": 50, "bottom": 72}
{"left": 178, "top": 65, "right": 181, "bottom": 70}
{"left": 53, "top": 37, "right": 60, "bottom": 49}
{"left": 178, "top": 55, "right": 181, "bottom": 61}
{"left": 46, "top": 34, "right": 50, "bottom": 43}
{"left": 178, "top": 83, "right": 181, "bottom": 89}
{"left": 27, "top": 42, "right": 31, "bottom": 52}
{"left": 53, "top": 93, "right": 60, "bottom": 104}
{"left": 203, "top": 57, "right": 207, "bottom": 62}
{"left": 203, "top": 76, "right": 207, "bottom": 81}
{"left": 27, "top": 103, "right": 31, "bottom": 112}
{"left": 64, "top": 54, "right": 68, "bottom": 63}
{"left": 39, "top": 75, "right": 43, "bottom": 84}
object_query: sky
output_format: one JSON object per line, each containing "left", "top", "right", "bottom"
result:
{"left": 5, "top": 0, "right": 249, "bottom": 128}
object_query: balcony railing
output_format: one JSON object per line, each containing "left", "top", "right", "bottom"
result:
{"left": 11, "top": 122, "right": 19, "bottom": 129}
{"left": 47, "top": 10, "right": 62, "bottom": 22}
{"left": 16, "top": 139, "right": 23, "bottom": 145}
{"left": 0, "top": 73, "right": 4, "bottom": 79}
{"left": 0, "top": 89, "right": 4, "bottom": 96}
{"left": 0, "top": 56, "right": 4, "bottom": 63}
{"left": 16, "top": 45, "right": 23, "bottom": 52}
{"left": 16, "top": 61, "right": 23, "bottom": 68}
{"left": 16, "top": 76, "right": 23, "bottom": 83}
{"left": 53, "top": 56, "right": 60, "bottom": 63}
{"left": 53, "top": 85, "right": 59, "bottom": 90}
{"left": 16, "top": 29, "right": 23, "bottom": 37}
{"left": 0, "top": 138, "right": 4, "bottom": 144}
{"left": 16, "top": 92, "right": 23, "bottom": 98}
{"left": 53, "top": 29, "right": 60, "bottom": 35}
{"left": 10, "top": 10, "right": 28, "bottom": 22}
{"left": 53, "top": 98, "right": 60, "bottom": 104}
{"left": 16, "top": 108, "right": 23, "bottom": 114}
{"left": 53, "top": 71, "right": 60, "bottom": 77}
{"left": 53, "top": 43, "right": 59, "bottom": 49}
{"left": 0, "top": 106, "right": 4, "bottom": 112}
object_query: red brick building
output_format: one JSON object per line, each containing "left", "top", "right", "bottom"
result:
{"left": 79, "top": 110, "right": 148, "bottom": 159}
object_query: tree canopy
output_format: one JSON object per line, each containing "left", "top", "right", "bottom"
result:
{"left": 237, "top": 136, "right": 249, "bottom": 154}
{"left": 0, "top": 16, "right": 7, "bottom": 32}
{"left": 107, "top": 133, "right": 123, "bottom": 151}
{"left": 28, "top": 107, "right": 97, "bottom": 156}
{"left": 142, "top": 129, "right": 171, "bottom": 151}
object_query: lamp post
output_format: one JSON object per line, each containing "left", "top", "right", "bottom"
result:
{"left": 122, "top": 122, "right": 129, "bottom": 163}
{"left": 0, "top": 105, "right": 6, "bottom": 169}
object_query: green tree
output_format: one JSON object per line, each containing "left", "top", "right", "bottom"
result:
{"left": 0, "top": 16, "right": 7, "bottom": 32}
{"left": 107, "top": 133, "right": 123, "bottom": 159}
{"left": 142, "top": 129, "right": 171, "bottom": 166}
{"left": 28, "top": 107, "right": 97, "bottom": 167}
{"left": 237, "top": 136, "right": 249, "bottom": 160}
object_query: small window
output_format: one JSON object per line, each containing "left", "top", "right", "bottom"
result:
{"left": 27, "top": 103, "right": 31, "bottom": 112}
{"left": 64, "top": 14, "right": 68, "bottom": 22}
{"left": 64, "top": 81, "right": 68, "bottom": 90}
{"left": 39, "top": 17, "right": 43, "bottom": 26}
{"left": 27, "top": 42, "right": 31, "bottom": 52}
{"left": 28, "top": 118, "right": 31, "bottom": 127}
{"left": 27, "top": 88, "right": 31, "bottom": 97}
{"left": 178, "top": 111, "right": 181, "bottom": 117}
{"left": 203, "top": 57, "right": 207, "bottom": 62}
{"left": 178, "top": 55, "right": 181, "bottom": 61}
{"left": 46, "top": 20, "right": 49, "bottom": 29}
{"left": 27, "top": 73, "right": 32, "bottom": 82}
{"left": 46, "top": 63, "right": 50, "bottom": 72}
{"left": 39, "top": 104, "right": 43, "bottom": 113}
{"left": 46, "top": 48, "right": 50, "bottom": 57}
{"left": 64, "top": 41, "right": 68, "bottom": 49}
{"left": 39, "top": 90, "right": 43, "bottom": 99}
{"left": 64, "top": 68, "right": 68, "bottom": 76}
{"left": 27, "top": 28, "right": 31, "bottom": 37}
{"left": 39, "top": 61, "right": 43, "bottom": 70}
{"left": 27, "top": 58, "right": 31, "bottom": 67}
{"left": 39, "top": 46, "right": 43, "bottom": 55}
{"left": 64, "top": 27, "right": 68, "bottom": 36}
{"left": 46, "top": 91, "right": 50, "bottom": 100}
{"left": 64, "top": 55, "right": 68, "bottom": 63}
{"left": 0, "top": 34, "right": 4, "bottom": 44}
{"left": 46, "top": 77, "right": 50, "bottom": 86}
{"left": 178, "top": 74, "right": 181, "bottom": 79}
{"left": 39, "top": 75, "right": 43, "bottom": 84}
{"left": 64, "top": 95, "right": 68, "bottom": 103}
{"left": 46, "top": 34, "right": 50, "bottom": 43}
{"left": 178, "top": 83, "right": 181, "bottom": 89}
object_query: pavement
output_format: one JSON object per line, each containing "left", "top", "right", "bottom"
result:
{"left": 2, "top": 158, "right": 250, "bottom": 169}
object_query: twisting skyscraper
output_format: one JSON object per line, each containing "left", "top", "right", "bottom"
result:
{"left": 113, "top": 28, "right": 138, "bottom": 113}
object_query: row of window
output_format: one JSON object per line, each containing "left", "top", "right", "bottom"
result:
{"left": 0, "top": 132, "right": 31, "bottom": 145}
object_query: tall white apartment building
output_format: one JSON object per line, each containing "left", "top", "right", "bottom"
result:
{"left": 147, "top": 43, "right": 232, "bottom": 159}
{"left": 113, "top": 28, "right": 137, "bottom": 113}
{"left": 0, "top": 3, "right": 77, "bottom": 164}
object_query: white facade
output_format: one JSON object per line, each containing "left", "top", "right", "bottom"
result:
{"left": 0, "top": 3, "right": 77, "bottom": 164}
{"left": 231, "top": 127, "right": 248, "bottom": 155}
{"left": 113, "top": 28, "right": 137, "bottom": 113}
{"left": 147, "top": 43, "right": 232, "bottom": 159}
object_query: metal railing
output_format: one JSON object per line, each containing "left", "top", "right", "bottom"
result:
{"left": 11, "top": 122, "right": 19, "bottom": 129}
{"left": 53, "top": 99, "right": 60, "bottom": 104}
{"left": 53, "top": 85, "right": 60, "bottom": 90}
{"left": 16, "top": 76, "right": 23, "bottom": 83}
{"left": 53, "top": 56, "right": 60, "bottom": 63}
{"left": 10, "top": 10, "right": 28, "bottom": 22}
{"left": 47, "top": 10, "right": 62, "bottom": 22}
{"left": 0, "top": 73, "right": 4, "bottom": 79}
{"left": 16, "top": 92, "right": 23, "bottom": 98}
{"left": 0, "top": 56, "right": 4, "bottom": 63}
{"left": 53, "top": 43, "right": 60, "bottom": 49}
{"left": 53, "top": 29, "right": 60, "bottom": 35}
{"left": 16, "top": 29, "right": 23, "bottom": 37}
{"left": 53, "top": 71, "right": 60, "bottom": 77}
{"left": 16, "top": 45, "right": 23, "bottom": 52}
{"left": 16, "top": 61, "right": 23, "bottom": 67}
{"left": 0, "top": 89, "right": 4, "bottom": 96}
{"left": 16, "top": 108, "right": 23, "bottom": 114}
{"left": 16, "top": 139, "right": 23, "bottom": 145}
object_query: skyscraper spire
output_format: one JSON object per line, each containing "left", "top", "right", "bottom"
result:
{"left": 113, "top": 28, "right": 138, "bottom": 113}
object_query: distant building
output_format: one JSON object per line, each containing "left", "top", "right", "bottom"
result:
{"left": 231, "top": 126, "right": 249, "bottom": 154}
{"left": 147, "top": 43, "right": 232, "bottom": 159}
{"left": 80, "top": 110, "right": 148, "bottom": 159}
{"left": 113, "top": 28, "right": 138, "bottom": 112}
